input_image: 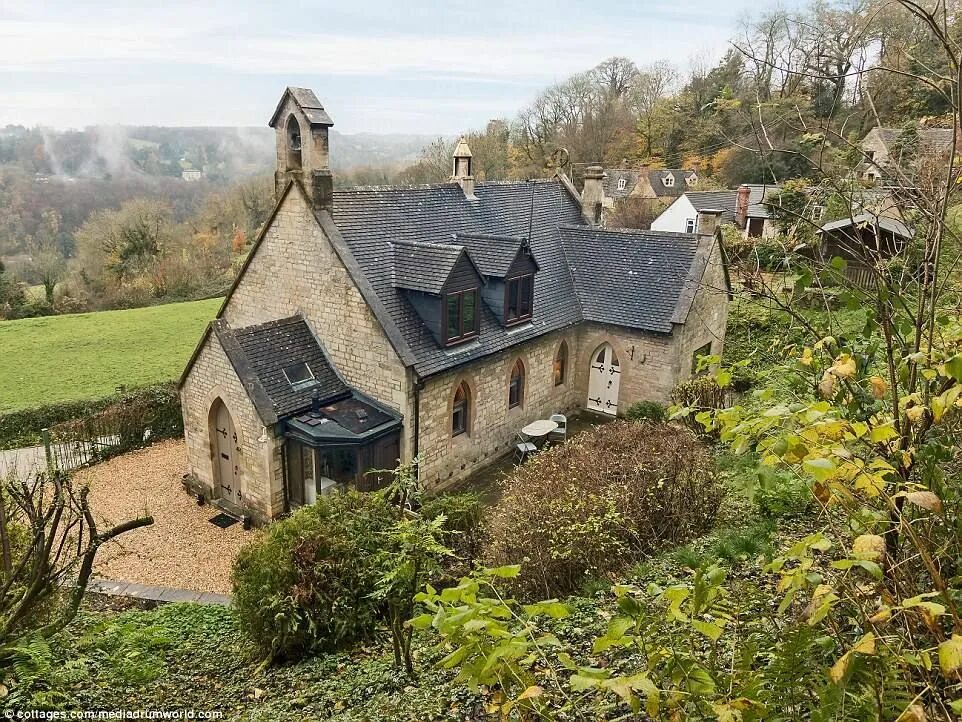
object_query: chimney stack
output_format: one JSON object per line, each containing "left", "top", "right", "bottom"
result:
{"left": 269, "top": 87, "right": 335, "bottom": 213}
{"left": 696, "top": 209, "right": 724, "bottom": 237}
{"left": 734, "top": 184, "right": 751, "bottom": 229}
{"left": 581, "top": 165, "right": 606, "bottom": 225}
{"left": 451, "top": 137, "right": 476, "bottom": 200}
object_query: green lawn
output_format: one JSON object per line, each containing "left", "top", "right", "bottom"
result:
{"left": 0, "top": 298, "right": 222, "bottom": 412}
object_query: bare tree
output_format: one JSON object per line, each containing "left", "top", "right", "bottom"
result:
{"left": 0, "top": 471, "right": 153, "bottom": 662}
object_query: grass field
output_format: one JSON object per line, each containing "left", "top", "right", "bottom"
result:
{"left": 0, "top": 298, "right": 221, "bottom": 413}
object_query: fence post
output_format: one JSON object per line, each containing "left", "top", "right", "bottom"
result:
{"left": 41, "top": 428, "right": 55, "bottom": 473}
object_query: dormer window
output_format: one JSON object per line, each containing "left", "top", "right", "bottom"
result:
{"left": 686, "top": 174, "right": 697, "bottom": 186}
{"left": 662, "top": 174, "right": 674, "bottom": 187}
{"left": 617, "top": 178, "right": 627, "bottom": 191}
{"left": 505, "top": 274, "right": 533, "bottom": 325}
{"left": 283, "top": 361, "right": 315, "bottom": 389}
{"left": 444, "top": 289, "right": 479, "bottom": 345}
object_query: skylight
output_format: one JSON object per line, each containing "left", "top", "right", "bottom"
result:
{"left": 283, "top": 362, "right": 316, "bottom": 389}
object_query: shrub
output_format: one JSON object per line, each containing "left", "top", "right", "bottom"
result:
{"left": 753, "top": 467, "right": 812, "bottom": 519}
{"left": 484, "top": 421, "right": 724, "bottom": 599}
{"left": 0, "top": 383, "right": 182, "bottom": 451}
{"left": 419, "top": 492, "right": 484, "bottom": 564}
{"left": 231, "top": 491, "right": 395, "bottom": 660}
{"left": 623, "top": 400, "right": 667, "bottom": 423}
{"left": 670, "top": 376, "right": 733, "bottom": 436}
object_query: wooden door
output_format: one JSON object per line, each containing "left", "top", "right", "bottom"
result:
{"left": 587, "top": 344, "right": 621, "bottom": 415}
{"left": 213, "top": 402, "right": 241, "bottom": 503}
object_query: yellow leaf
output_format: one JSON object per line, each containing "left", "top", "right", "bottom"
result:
{"left": 818, "top": 372, "right": 837, "bottom": 398}
{"left": 869, "top": 376, "right": 887, "bottom": 399}
{"left": 906, "top": 405, "right": 926, "bottom": 423}
{"left": 939, "top": 635, "right": 962, "bottom": 675}
{"left": 831, "top": 353, "right": 857, "bottom": 378}
{"left": 800, "top": 348, "right": 814, "bottom": 366}
{"left": 869, "top": 606, "right": 892, "bottom": 624}
{"left": 896, "top": 703, "right": 927, "bottom": 722}
{"left": 853, "top": 632, "right": 876, "bottom": 655}
{"left": 906, "top": 490, "right": 942, "bottom": 513}
{"left": 829, "top": 650, "right": 853, "bottom": 683}
{"left": 518, "top": 685, "right": 544, "bottom": 700}
{"left": 853, "top": 534, "right": 886, "bottom": 562}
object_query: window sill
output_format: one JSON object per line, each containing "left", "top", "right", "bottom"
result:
{"left": 442, "top": 337, "right": 481, "bottom": 355}
{"left": 504, "top": 320, "right": 534, "bottom": 334}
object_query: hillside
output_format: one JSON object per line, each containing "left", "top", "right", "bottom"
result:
{"left": 0, "top": 298, "right": 221, "bottom": 412}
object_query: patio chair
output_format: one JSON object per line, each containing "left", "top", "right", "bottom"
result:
{"left": 547, "top": 414, "right": 567, "bottom": 444}
{"left": 514, "top": 433, "right": 538, "bottom": 463}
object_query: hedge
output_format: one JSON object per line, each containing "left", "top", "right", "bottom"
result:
{"left": 0, "top": 383, "right": 183, "bottom": 451}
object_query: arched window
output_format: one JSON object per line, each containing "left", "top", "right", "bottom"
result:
{"left": 452, "top": 382, "right": 470, "bottom": 437}
{"left": 553, "top": 341, "right": 568, "bottom": 386}
{"left": 508, "top": 359, "right": 525, "bottom": 409}
{"left": 286, "top": 115, "right": 302, "bottom": 170}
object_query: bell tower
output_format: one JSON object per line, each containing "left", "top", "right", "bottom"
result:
{"left": 269, "top": 87, "right": 334, "bottom": 212}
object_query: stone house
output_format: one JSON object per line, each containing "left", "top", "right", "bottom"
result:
{"left": 594, "top": 167, "right": 698, "bottom": 229}
{"left": 178, "top": 88, "right": 731, "bottom": 524}
{"left": 858, "top": 126, "right": 954, "bottom": 185}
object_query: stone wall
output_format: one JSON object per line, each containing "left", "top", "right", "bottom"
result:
{"left": 221, "top": 186, "right": 415, "bottom": 457}
{"left": 673, "top": 237, "right": 730, "bottom": 380}
{"left": 417, "top": 329, "right": 581, "bottom": 487}
{"left": 180, "top": 332, "right": 283, "bottom": 522}
{"left": 574, "top": 324, "right": 677, "bottom": 407}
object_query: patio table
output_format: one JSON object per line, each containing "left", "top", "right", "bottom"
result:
{"left": 521, "top": 419, "right": 559, "bottom": 438}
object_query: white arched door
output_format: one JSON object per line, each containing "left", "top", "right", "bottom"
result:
{"left": 587, "top": 343, "right": 621, "bottom": 415}
{"left": 212, "top": 400, "right": 242, "bottom": 504}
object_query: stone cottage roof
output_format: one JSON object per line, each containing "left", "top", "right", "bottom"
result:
{"left": 214, "top": 315, "right": 348, "bottom": 423}
{"left": 873, "top": 126, "right": 954, "bottom": 155}
{"left": 559, "top": 226, "right": 702, "bottom": 333}
{"left": 321, "top": 178, "right": 719, "bottom": 377}
{"left": 603, "top": 168, "right": 695, "bottom": 200}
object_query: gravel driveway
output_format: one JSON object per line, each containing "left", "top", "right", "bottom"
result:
{"left": 75, "top": 440, "right": 253, "bottom": 594}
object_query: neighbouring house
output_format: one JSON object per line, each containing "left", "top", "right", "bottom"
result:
{"left": 651, "top": 184, "right": 780, "bottom": 238}
{"left": 600, "top": 167, "right": 698, "bottom": 229}
{"left": 858, "top": 126, "right": 955, "bottom": 185}
{"left": 178, "top": 88, "right": 731, "bottom": 524}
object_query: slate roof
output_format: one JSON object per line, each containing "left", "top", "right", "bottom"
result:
{"left": 452, "top": 232, "right": 534, "bottom": 277}
{"left": 684, "top": 191, "right": 739, "bottom": 223}
{"left": 392, "top": 240, "right": 467, "bottom": 294}
{"left": 819, "top": 213, "right": 912, "bottom": 240}
{"left": 269, "top": 87, "right": 334, "bottom": 128}
{"left": 560, "top": 226, "right": 700, "bottom": 333}
{"left": 203, "top": 178, "right": 719, "bottom": 382}
{"left": 874, "top": 127, "right": 954, "bottom": 155}
{"left": 742, "top": 184, "right": 781, "bottom": 218}
{"left": 603, "top": 168, "right": 695, "bottom": 200}
{"left": 327, "top": 180, "right": 585, "bottom": 378}
{"left": 603, "top": 169, "right": 642, "bottom": 199}
{"left": 648, "top": 169, "right": 694, "bottom": 198}
{"left": 215, "top": 316, "right": 348, "bottom": 423}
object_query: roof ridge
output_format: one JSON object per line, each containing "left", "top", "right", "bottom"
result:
{"left": 392, "top": 238, "right": 465, "bottom": 252}
{"left": 559, "top": 224, "right": 697, "bottom": 238}
{"left": 336, "top": 178, "right": 561, "bottom": 194}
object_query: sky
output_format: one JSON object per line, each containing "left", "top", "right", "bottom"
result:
{"left": 0, "top": 0, "right": 762, "bottom": 135}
